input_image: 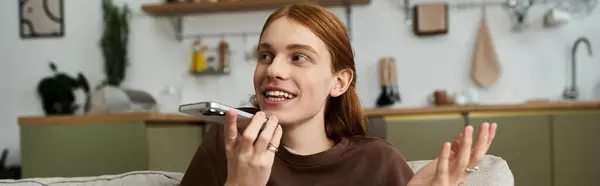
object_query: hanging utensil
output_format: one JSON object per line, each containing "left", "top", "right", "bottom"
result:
{"left": 387, "top": 57, "right": 401, "bottom": 103}
{"left": 506, "top": 0, "right": 533, "bottom": 32}
{"left": 376, "top": 58, "right": 394, "bottom": 107}
{"left": 218, "top": 40, "right": 230, "bottom": 73}
{"left": 471, "top": 7, "right": 501, "bottom": 89}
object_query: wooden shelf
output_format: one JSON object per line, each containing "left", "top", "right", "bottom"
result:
{"left": 190, "top": 67, "right": 230, "bottom": 76}
{"left": 142, "top": 0, "right": 371, "bottom": 16}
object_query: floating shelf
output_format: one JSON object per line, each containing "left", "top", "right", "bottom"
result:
{"left": 190, "top": 67, "right": 231, "bottom": 76}
{"left": 141, "top": 0, "right": 371, "bottom": 16}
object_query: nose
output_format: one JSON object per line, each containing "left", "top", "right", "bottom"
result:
{"left": 266, "top": 56, "right": 290, "bottom": 80}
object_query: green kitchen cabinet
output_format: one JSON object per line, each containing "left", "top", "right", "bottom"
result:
{"left": 20, "top": 122, "right": 205, "bottom": 178}
{"left": 385, "top": 114, "right": 465, "bottom": 161}
{"left": 468, "top": 113, "right": 552, "bottom": 186}
{"left": 551, "top": 110, "right": 600, "bottom": 186}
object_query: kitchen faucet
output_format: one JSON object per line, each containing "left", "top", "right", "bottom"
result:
{"left": 563, "top": 37, "right": 593, "bottom": 100}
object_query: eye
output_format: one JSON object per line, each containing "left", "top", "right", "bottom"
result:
{"left": 258, "top": 53, "right": 273, "bottom": 63}
{"left": 291, "top": 54, "right": 309, "bottom": 63}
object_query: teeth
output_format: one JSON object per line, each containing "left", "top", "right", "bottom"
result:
{"left": 265, "top": 90, "right": 295, "bottom": 99}
{"left": 267, "top": 97, "right": 286, "bottom": 102}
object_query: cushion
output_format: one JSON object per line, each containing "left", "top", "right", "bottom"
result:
{"left": 0, "top": 171, "right": 183, "bottom": 186}
{"left": 407, "top": 155, "right": 515, "bottom": 186}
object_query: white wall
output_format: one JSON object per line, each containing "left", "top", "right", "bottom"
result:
{"left": 1, "top": 0, "right": 598, "bottom": 166}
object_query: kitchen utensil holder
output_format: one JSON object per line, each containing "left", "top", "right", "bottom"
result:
{"left": 402, "top": 0, "right": 556, "bottom": 30}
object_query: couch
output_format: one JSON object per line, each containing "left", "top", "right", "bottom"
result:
{"left": 0, "top": 155, "right": 513, "bottom": 186}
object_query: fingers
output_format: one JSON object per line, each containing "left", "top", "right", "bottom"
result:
{"left": 240, "top": 111, "right": 267, "bottom": 151}
{"left": 488, "top": 123, "right": 497, "bottom": 144}
{"left": 470, "top": 123, "right": 490, "bottom": 167}
{"left": 451, "top": 132, "right": 462, "bottom": 154}
{"left": 455, "top": 126, "right": 473, "bottom": 173}
{"left": 255, "top": 116, "right": 279, "bottom": 153}
{"left": 224, "top": 110, "right": 239, "bottom": 152}
{"left": 266, "top": 124, "right": 283, "bottom": 156}
{"left": 435, "top": 142, "right": 451, "bottom": 183}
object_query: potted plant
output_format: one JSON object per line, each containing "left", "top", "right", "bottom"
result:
{"left": 99, "top": 0, "right": 131, "bottom": 89}
{"left": 87, "top": 0, "right": 148, "bottom": 113}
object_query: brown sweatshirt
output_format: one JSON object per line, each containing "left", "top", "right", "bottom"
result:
{"left": 180, "top": 123, "right": 414, "bottom": 186}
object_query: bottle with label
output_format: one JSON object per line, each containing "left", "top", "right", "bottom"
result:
{"left": 190, "top": 39, "right": 208, "bottom": 72}
{"left": 218, "top": 40, "right": 230, "bottom": 73}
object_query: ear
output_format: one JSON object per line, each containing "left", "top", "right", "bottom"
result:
{"left": 329, "top": 69, "right": 353, "bottom": 97}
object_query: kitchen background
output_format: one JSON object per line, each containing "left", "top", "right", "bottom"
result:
{"left": 0, "top": 0, "right": 598, "bottom": 166}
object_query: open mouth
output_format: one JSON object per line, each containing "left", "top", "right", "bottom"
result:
{"left": 263, "top": 90, "right": 297, "bottom": 102}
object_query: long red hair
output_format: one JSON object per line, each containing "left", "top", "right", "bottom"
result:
{"left": 250, "top": 3, "right": 368, "bottom": 141}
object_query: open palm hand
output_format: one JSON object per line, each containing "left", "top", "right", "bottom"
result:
{"left": 408, "top": 122, "right": 497, "bottom": 186}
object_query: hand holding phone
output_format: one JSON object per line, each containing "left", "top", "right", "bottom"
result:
{"left": 223, "top": 110, "right": 283, "bottom": 186}
{"left": 179, "top": 101, "right": 283, "bottom": 185}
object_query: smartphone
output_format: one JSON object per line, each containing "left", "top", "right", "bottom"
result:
{"left": 179, "top": 101, "right": 257, "bottom": 127}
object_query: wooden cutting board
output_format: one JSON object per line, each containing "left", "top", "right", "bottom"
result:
{"left": 471, "top": 9, "right": 501, "bottom": 88}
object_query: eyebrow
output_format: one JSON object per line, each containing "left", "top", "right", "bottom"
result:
{"left": 257, "top": 43, "right": 319, "bottom": 57}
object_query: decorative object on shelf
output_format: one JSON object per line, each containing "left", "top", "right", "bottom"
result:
{"left": 190, "top": 38, "right": 209, "bottom": 72}
{"left": 543, "top": 0, "right": 598, "bottom": 28}
{"left": 426, "top": 88, "right": 479, "bottom": 106}
{"left": 99, "top": 0, "right": 131, "bottom": 88}
{"left": 36, "top": 62, "right": 91, "bottom": 115}
{"left": 451, "top": 88, "right": 480, "bottom": 105}
{"left": 19, "top": 0, "right": 65, "bottom": 39}
{"left": 88, "top": 0, "right": 157, "bottom": 113}
{"left": 87, "top": 86, "right": 159, "bottom": 113}
{"left": 412, "top": 2, "right": 448, "bottom": 36}
{"left": 470, "top": 7, "right": 501, "bottom": 89}
{"left": 432, "top": 90, "right": 450, "bottom": 106}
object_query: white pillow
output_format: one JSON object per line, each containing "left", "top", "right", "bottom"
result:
{"left": 0, "top": 171, "right": 183, "bottom": 186}
{"left": 407, "top": 155, "right": 515, "bottom": 186}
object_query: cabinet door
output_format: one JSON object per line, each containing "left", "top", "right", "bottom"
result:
{"left": 385, "top": 114, "right": 465, "bottom": 161}
{"left": 146, "top": 124, "right": 204, "bottom": 172}
{"left": 469, "top": 113, "right": 552, "bottom": 186}
{"left": 552, "top": 110, "right": 600, "bottom": 186}
{"left": 20, "top": 122, "right": 149, "bottom": 178}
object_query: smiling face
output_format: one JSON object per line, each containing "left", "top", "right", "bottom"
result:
{"left": 253, "top": 17, "right": 341, "bottom": 125}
